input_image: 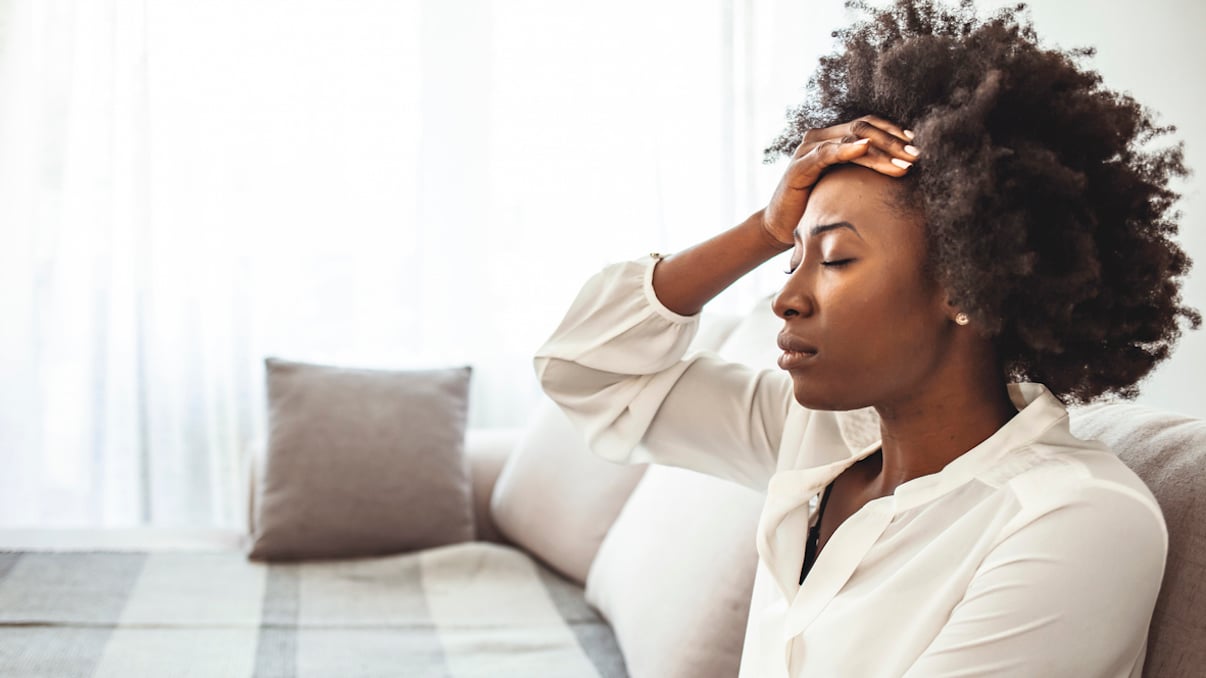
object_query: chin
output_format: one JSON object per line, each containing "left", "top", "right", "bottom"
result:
{"left": 791, "top": 380, "right": 871, "bottom": 412}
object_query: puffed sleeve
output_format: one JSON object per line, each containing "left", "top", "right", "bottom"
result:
{"left": 901, "top": 480, "right": 1167, "bottom": 677}
{"left": 533, "top": 253, "right": 799, "bottom": 492}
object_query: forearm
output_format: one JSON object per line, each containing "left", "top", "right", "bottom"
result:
{"left": 533, "top": 254, "right": 789, "bottom": 488}
{"left": 651, "top": 209, "right": 792, "bottom": 316}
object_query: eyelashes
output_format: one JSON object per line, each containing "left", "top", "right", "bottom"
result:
{"left": 783, "top": 259, "right": 855, "bottom": 275}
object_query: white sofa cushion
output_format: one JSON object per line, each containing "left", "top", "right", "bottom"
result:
{"left": 464, "top": 428, "right": 523, "bottom": 544}
{"left": 584, "top": 464, "right": 765, "bottom": 678}
{"left": 490, "top": 399, "right": 650, "bottom": 585}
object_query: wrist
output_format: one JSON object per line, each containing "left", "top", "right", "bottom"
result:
{"left": 749, "top": 209, "right": 795, "bottom": 253}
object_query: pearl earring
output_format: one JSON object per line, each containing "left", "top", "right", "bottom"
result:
{"left": 955, "top": 312, "right": 970, "bottom": 326}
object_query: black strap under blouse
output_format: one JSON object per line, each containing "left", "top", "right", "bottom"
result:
{"left": 800, "top": 479, "right": 837, "bottom": 585}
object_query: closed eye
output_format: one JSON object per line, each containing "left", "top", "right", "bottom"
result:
{"left": 785, "top": 258, "right": 855, "bottom": 274}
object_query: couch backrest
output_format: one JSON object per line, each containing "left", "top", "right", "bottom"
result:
{"left": 1069, "top": 403, "right": 1206, "bottom": 678}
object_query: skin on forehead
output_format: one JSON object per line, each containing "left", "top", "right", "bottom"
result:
{"left": 794, "top": 165, "right": 925, "bottom": 257}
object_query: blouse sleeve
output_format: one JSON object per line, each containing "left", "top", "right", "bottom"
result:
{"left": 901, "top": 480, "right": 1167, "bottom": 677}
{"left": 533, "top": 253, "right": 798, "bottom": 492}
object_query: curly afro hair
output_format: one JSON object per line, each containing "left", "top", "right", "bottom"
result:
{"left": 765, "top": 0, "right": 1201, "bottom": 403}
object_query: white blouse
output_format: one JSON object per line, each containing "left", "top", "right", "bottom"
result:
{"left": 534, "top": 254, "right": 1167, "bottom": 678}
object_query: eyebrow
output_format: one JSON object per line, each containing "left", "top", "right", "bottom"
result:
{"left": 794, "top": 221, "right": 863, "bottom": 240}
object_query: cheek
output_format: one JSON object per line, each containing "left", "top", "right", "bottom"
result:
{"left": 800, "top": 274, "right": 944, "bottom": 396}
{"left": 832, "top": 274, "right": 938, "bottom": 343}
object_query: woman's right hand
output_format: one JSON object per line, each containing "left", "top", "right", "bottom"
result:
{"left": 761, "top": 115, "right": 920, "bottom": 246}
{"left": 647, "top": 116, "right": 920, "bottom": 317}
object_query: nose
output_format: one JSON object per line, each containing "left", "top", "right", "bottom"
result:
{"left": 772, "top": 272, "right": 815, "bottom": 320}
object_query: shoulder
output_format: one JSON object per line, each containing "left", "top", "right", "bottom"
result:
{"left": 989, "top": 429, "right": 1168, "bottom": 565}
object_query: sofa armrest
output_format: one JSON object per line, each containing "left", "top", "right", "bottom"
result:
{"left": 465, "top": 427, "right": 524, "bottom": 544}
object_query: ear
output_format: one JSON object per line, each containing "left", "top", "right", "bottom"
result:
{"left": 934, "top": 288, "right": 964, "bottom": 322}
{"left": 926, "top": 271, "right": 964, "bottom": 326}
{"left": 942, "top": 297, "right": 971, "bottom": 326}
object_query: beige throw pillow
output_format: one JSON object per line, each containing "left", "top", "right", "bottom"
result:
{"left": 246, "top": 357, "right": 474, "bottom": 561}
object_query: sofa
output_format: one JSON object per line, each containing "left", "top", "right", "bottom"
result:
{"left": 0, "top": 292, "right": 1202, "bottom": 678}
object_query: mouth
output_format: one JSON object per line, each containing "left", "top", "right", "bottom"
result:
{"left": 776, "top": 333, "right": 819, "bottom": 370}
{"left": 777, "top": 348, "right": 818, "bottom": 370}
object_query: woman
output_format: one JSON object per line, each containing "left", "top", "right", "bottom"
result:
{"left": 534, "top": 1, "right": 1199, "bottom": 675}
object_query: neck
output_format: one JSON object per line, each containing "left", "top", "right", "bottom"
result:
{"left": 869, "top": 357, "right": 1017, "bottom": 494}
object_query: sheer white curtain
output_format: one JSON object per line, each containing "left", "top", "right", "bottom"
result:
{"left": 0, "top": 0, "right": 850, "bottom": 528}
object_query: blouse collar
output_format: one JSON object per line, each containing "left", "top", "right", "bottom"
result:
{"left": 756, "top": 382, "right": 1070, "bottom": 601}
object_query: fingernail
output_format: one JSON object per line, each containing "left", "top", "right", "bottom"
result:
{"left": 891, "top": 158, "right": 913, "bottom": 169}
{"left": 903, "top": 129, "right": 915, "bottom": 140}
{"left": 854, "top": 137, "right": 871, "bottom": 145}
{"left": 904, "top": 144, "right": 920, "bottom": 157}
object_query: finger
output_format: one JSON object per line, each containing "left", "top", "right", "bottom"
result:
{"left": 811, "top": 136, "right": 875, "bottom": 173}
{"left": 783, "top": 137, "right": 872, "bottom": 188}
{"left": 794, "top": 124, "right": 861, "bottom": 157}
{"left": 848, "top": 153, "right": 912, "bottom": 177}
{"left": 843, "top": 141, "right": 914, "bottom": 176}
{"left": 848, "top": 118, "right": 920, "bottom": 163}
{"left": 856, "top": 115, "right": 911, "bottom": 142}
{"left": 793, "top": 129, "right": 831, "bottom": 158}
{"left": 829, "top": 133, "right": 911, "bottom": 174}
{"left": 798, "top": 117, "right": 919, "bottom": 162}
{"left": 800, "top": 126, "right": 847, "bottom": 145}
{"left": 855, "top": 115, "right": 917, "bottom": 150}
